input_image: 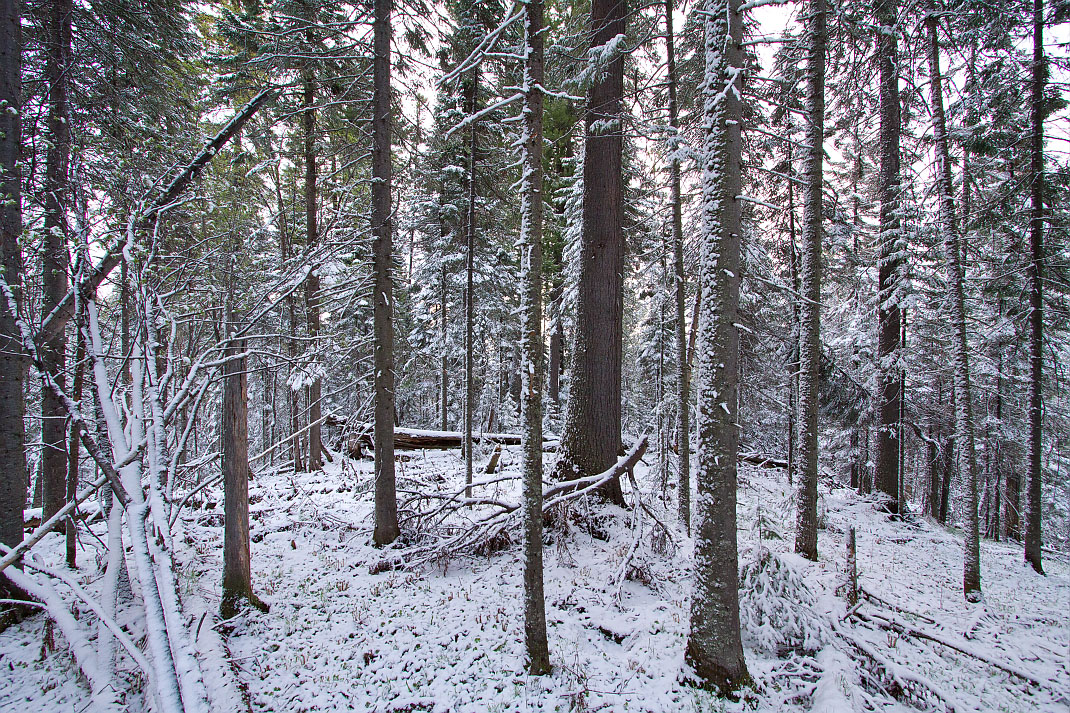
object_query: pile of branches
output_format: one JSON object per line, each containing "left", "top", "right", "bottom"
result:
{"left": 383, "top": 438, "right": 649, "bottom": 570}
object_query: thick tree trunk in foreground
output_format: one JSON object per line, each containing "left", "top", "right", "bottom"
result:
{"left": 665, "top": 0, "right": 690, "bottom": 533}
{"left": 873, "top": 0, "right": 903, "bottom": 512}
{"left": 794, "top": 0, "right": 825, "bottom": 562}
{"left": 684, "top": 0, "right": 749, "bottom": 694}
{"left": 926, "top": 8, "right": 980, "bottom": 599}
{"left": 41, "top": 0, "right": 73, "bottom": 522}
{"left": 0, "top": 0, "right": 24, "bottom": 569}
{"left": 555, "top": 0, "right": 626, "bottom": 505}
{"left": 520, "top": 0, "right": 550, "bottom": 674}
{"left": 303, "top": 72, "right": 323, "bottom": 471}
{"left": 372, "top": 0, "right": 400, "bottom": 547}
{"left": 1025, "top": 0, "right": 1045, "bottom": 575}
{"left": 220, "top": 337, "right": 266, "bottom": 618}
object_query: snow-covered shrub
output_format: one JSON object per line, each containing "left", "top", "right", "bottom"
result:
{"left": 738, "top": 547, "right": 828, "bottom": 656}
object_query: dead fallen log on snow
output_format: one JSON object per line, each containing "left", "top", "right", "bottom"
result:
{"left": 345, "top": 426, "right": 559, "bottom": 455}
{"left": 738, "top": 452, "right": 788, "bottom": 469}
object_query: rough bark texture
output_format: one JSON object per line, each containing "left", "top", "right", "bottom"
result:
{"left": 41, "top": 0, "right": 73, "bottom": 523}
{"left": 65, "top": 331, "right": 84, "bottom": 568}
{"left": 520, "top": 0, "right": 550, "bottom": 674}
{"left": 303, "top": 72, "right": 323, "bottom": 471}
{"left": 926, "top": 8, "right": 980, "bottom": 599}
{"left": 794, "top": 0, "right": 825, "bottom": 563}
{"left": 548, "top": 319, "right": 561, "bottom": 408}
{"left": 439, "top": 253, "right": 448, "bottom": 431}
{"left": 372, "top": 0, "right": 400, "bottom": 547}
{"left": 0, "top": 0, "right": 24, "bottom": 566}
{"left": 1025, "top": 0, "right": 1044, "bottom": 575}
{"left": 464, "top": 73, "right": 477, "bottom": 499}
{"left": 220, "top": 337, "right": 265, "bottom": 618}
{"left": 555, "top": 0, "right": 626, "bottom": 505}
{"left": 665, "top": 0, "right": 690, "bottom": 534}
{"left": 684, "top": 0, "right": 749, "bottom": 694}
{"left": 873, "top": 0, "right": 903, "bottom": 512}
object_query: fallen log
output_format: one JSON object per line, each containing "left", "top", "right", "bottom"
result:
{"left": 345, "top": 425, "right": 559, "bottom": 455}
{"left": 852, "top": 607, "right": 1048, "bottom": 691}
{"left": 739, "top": 452, "right": 789, "bottom": 469}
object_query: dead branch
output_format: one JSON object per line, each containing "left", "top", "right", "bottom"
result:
{"left": 36, "top": 89, "right": 278, "bottom": 346}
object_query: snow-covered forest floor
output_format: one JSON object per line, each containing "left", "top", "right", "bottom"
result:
{"left": 2, "top": 444, "right": 1068, "bottom": 712}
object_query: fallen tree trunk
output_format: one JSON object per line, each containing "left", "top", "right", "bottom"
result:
{"left": 739, "top": 452, "right": 789, "bottom": 469}
{"left": 346, "top": 425, "right": 559, "bottom": 454}
{"left": 346, "top": 425, "right": 782, "bottom": 471}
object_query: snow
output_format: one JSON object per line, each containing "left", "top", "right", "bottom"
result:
{"left": 2, "top": 446, "right": 1068, "bottom": 712}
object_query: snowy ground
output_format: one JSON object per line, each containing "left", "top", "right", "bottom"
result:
{"left": 2, "top": 444, "right": 1068, "bottom": 712}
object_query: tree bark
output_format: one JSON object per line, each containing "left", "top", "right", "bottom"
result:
{"left": 665, "top": 0, "right": 690, "bottom": 534}
{"left": 220, "top": 333, "right": 266, "bottom": 618}
{"left": 65, "top": 329, "right": 84, "bottom": 568}
{"left": 520, "top": 0, "right": 550, "bottom": 674}
{"left": 464, "top": 72, "right": 478, "bottom": 499}
{"left": 303, "top": 71, "right": 323, "bottom": 471}
{"left": 1024, "top": 0, "right": 1045, "bottom": 575}
{"left": 873, "top": 0, "right": 903, "bottom": 512}
{"left": 41, "top": 0, "right": 73, "bottom": 523}
{"left": 372, "top": 0, "right": 399, "bottom": 546}
{"left": 926, "top": 6, "right": 980, "bottom": 599}
{"left": 684, "top": 0, "right": 749, "bottom": 694}
{"left": 555, "top": 0, "right": 626, "bottom": 505}
{"left": 794, "top": 0, "right": 825, "bottom": 563}
{"left": 0, "top": 0, "right": 24, "bottom": 565}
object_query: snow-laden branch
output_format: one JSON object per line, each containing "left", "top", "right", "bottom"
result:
{"left": 439, "top": 3, "right": 525, "bottom": 87}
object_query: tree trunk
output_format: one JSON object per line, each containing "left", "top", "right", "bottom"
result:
{"left": 926, "top": 433, "right": 940, "bottom": 518}
{"left": 926, "top": 7, "right": 980, "bottom": 599}
{"left": 684, "top": 0, "right": 749, "bottom": 694}
{"left": 554, "top": 0, "right": 626, "bottom": 505}
{"left": 548, "top": 317, "right": 561, "bottom": 408}
{"left": 665, "top": 0, "right": 690, "bottom": 533}
{"left": 439, "top": 250, "right": 448, "bottom": 431}
{"left": 0, "top": 0, "right": 25, "bottom": 564}
{"left": 220, "top": 334, "right": 265, "bottom": 618}
{"left": 1024, "top": 0, "right": 1044, "bottom": 575}
{"left": 794, "top": 0, "right": 825, "bottom": 563}
{"left": 520, "top": 0, "right": 550, "bottom": 674}
{"left": 786, "top": 148, "right": 798, "bottom": 489}
{"left": 464, "top": 72, "right": 478, "bottom": 499}
{"left": 873, "top": 0, "right": 903, "bottom": 512}
{"left": 303, "top": 72, "right": 323, "bottom": 471}
{"left": 41, "top": 0, "right": 73, "bottom": 523}
{"left": 372, "top": 0, "right": 399, "bottom": 547}
{"left": 65, "top": 330, "right": 84, "bottom": 568}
